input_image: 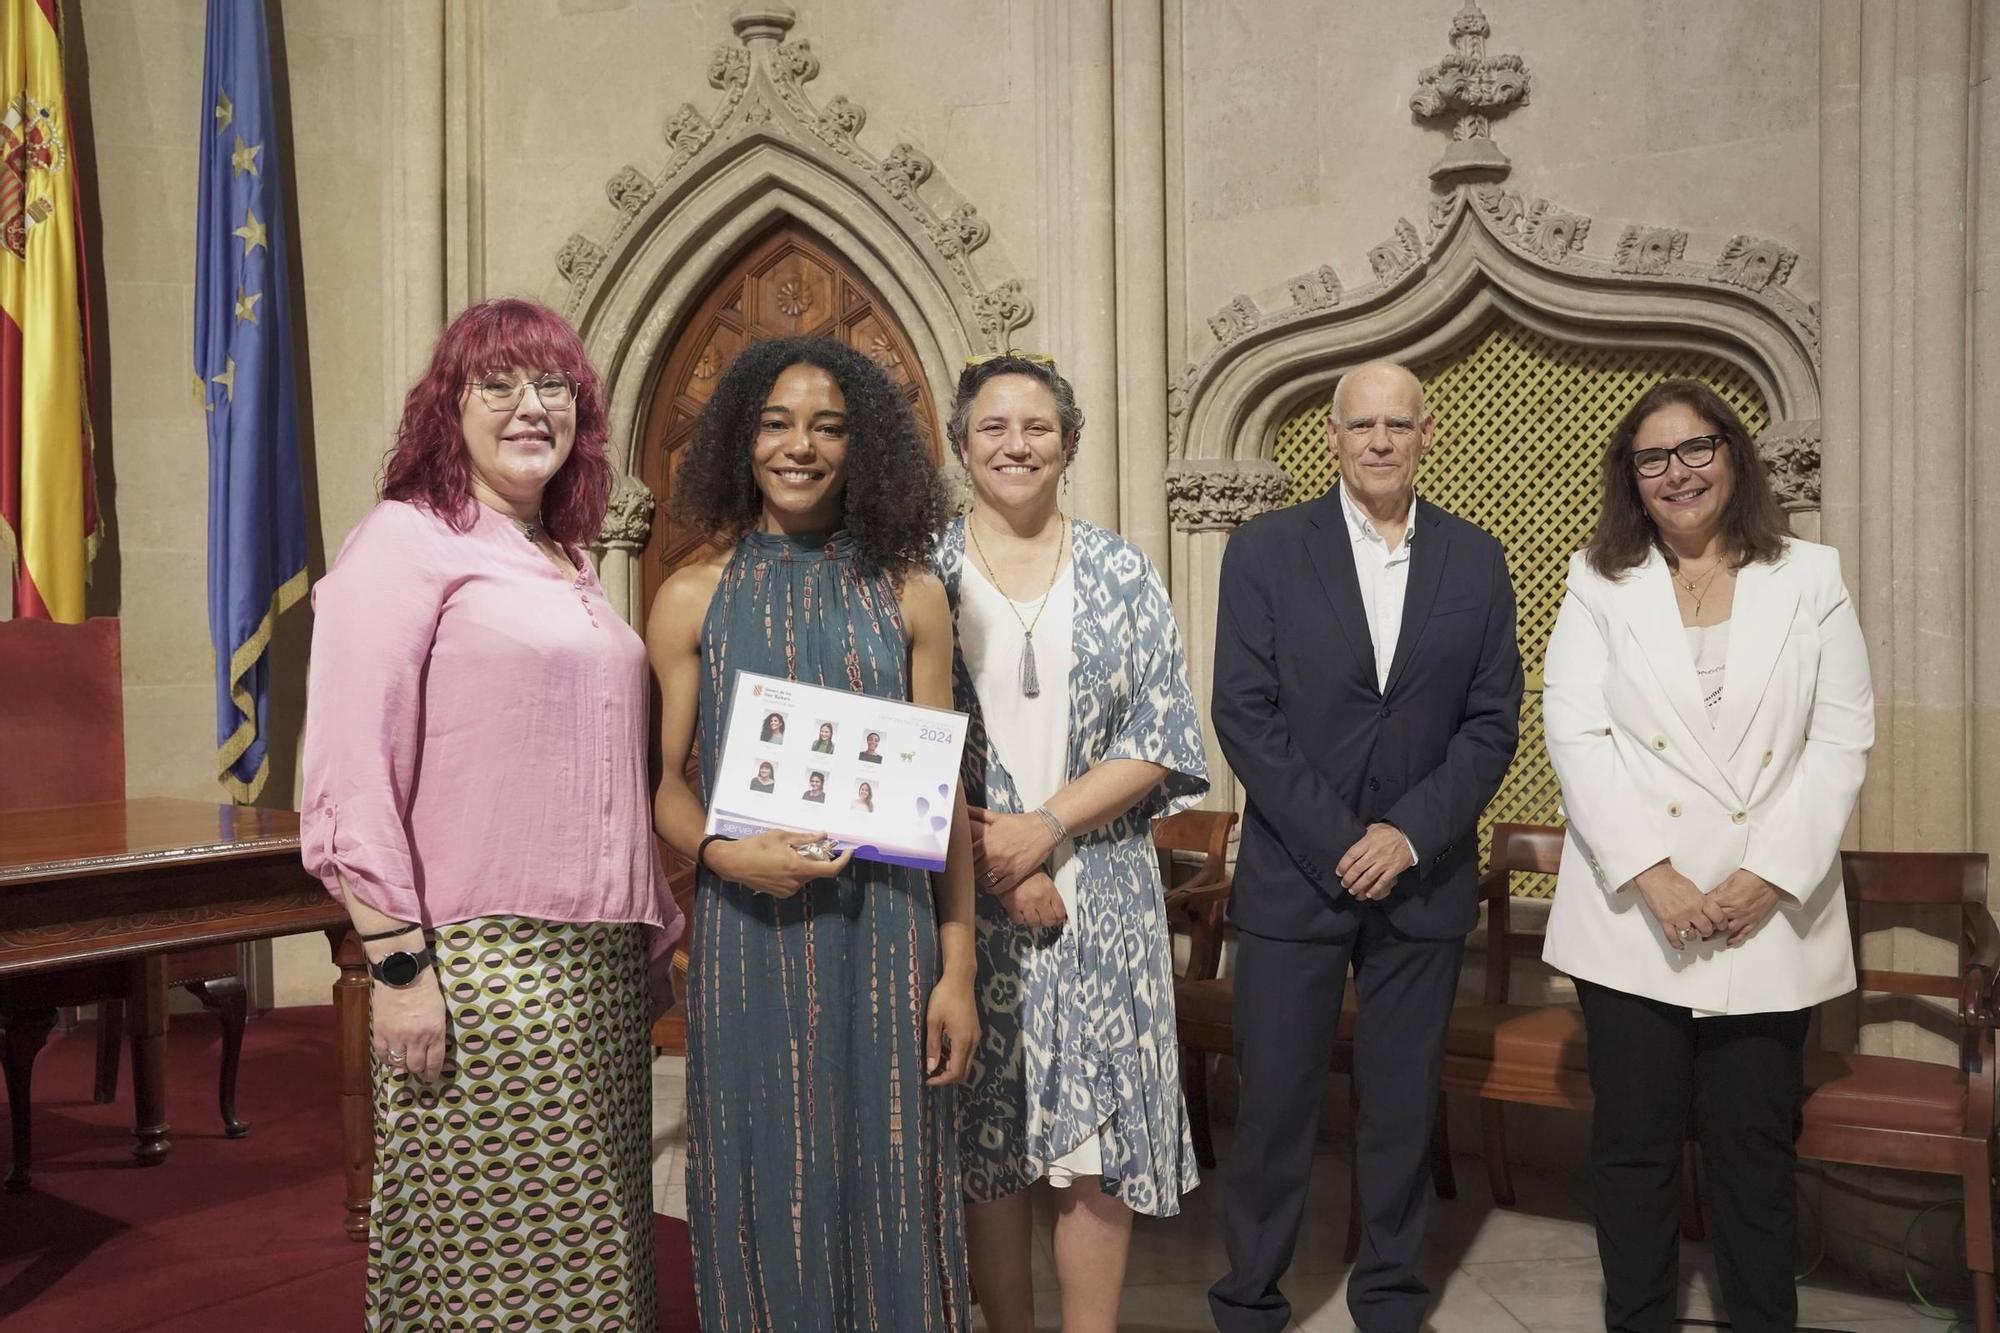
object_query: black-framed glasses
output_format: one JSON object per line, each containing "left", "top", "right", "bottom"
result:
{"left": 466, "top": 371, "right": 577, "bottom": 413}
{"left": 1632, "top": 434, "right": 1725, "bottom": 478}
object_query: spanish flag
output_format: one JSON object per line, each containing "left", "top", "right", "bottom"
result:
{"left": 0, "top": 0, "right": 96, "bottom": 622}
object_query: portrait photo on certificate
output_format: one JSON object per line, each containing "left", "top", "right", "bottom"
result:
{"left": 704, "top": 670, "right": 970, "bottom": 871}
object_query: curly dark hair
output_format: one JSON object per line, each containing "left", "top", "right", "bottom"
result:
{"left": 672, "top": 335, "right": 948, "bottom": 575}
{"left": 1585, "top": 378, "right": 1790, "bottom": 579}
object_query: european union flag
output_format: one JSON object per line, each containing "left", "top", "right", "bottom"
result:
{"left": 196, "top": 0, "right": 307, "bottom": 802}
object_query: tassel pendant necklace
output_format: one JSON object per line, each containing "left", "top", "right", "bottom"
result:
{"left": 968, "top": 512, "right": 1068, "bottom": 699}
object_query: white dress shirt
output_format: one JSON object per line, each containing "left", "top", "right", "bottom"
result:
{"left": 1339, "top": 481, "right": 1416, "bottom": 692}
{"left": 1339, "top": 481, "right": 1420, "bottom": 868}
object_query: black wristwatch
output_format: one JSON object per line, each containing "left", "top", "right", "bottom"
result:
{"left": 368, "top": 947, "right": 436, "bottom": 988}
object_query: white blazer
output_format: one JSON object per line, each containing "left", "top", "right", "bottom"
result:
{"left": 1540, "top": 539, "right": 1874, "bottom": 1015}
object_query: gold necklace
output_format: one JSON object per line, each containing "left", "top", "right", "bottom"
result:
{"left": 967, "top": 512, "right": 1068, "bottom": 698}
{"left": 1674, "top": 559, "right": 1726, "bottom": 617}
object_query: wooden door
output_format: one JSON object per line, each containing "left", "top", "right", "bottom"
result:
{"left": 638, "top": 220, "right": 941, "bottom": 1048}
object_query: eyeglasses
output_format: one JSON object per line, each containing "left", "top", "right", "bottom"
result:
{"left": 466, "top": 371, "right": 577, "bottom": 413}
{"left": 962, "top": 351, "right": 1055, "bottom": 369}
{"left": 1632, "top": 434, "right": 1725, "bottom": 478}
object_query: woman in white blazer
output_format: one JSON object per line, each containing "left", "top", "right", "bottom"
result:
{"left": 1541, "top": 380, "right": 1873, "bottom": 1333}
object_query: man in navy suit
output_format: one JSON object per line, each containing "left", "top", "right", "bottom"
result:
{"left": 1209, "top": 361, "right": 1522, "bottom": 1333}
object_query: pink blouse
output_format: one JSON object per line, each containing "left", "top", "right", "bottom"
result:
{"left": 300, "top": 500, "right": 683, "bottom": 961}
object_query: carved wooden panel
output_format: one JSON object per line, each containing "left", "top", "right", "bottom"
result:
{"left": 637, "top": 219, "right": 942, "bottom": 605}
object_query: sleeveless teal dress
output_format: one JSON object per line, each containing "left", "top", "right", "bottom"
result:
{"left": 686, "top": 529, "right": 970, "bottom": 1332}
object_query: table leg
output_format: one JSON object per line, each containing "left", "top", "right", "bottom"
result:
{"left": 2, "top": 1006, "right": 57, "bottom": 1192}
{"left": 128, "top": 954, "right": 170, "bottom": 1166}
{"left": 328, "top": 926, "right": 373, "bottom": 1243}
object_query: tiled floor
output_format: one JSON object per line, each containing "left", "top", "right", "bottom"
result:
{"left": 649, "top": 1053, "right": 1964, "bottom": 1331}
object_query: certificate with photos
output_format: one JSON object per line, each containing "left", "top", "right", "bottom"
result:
{"left": 704, "top": 670, "right": 970, "bottom": 872}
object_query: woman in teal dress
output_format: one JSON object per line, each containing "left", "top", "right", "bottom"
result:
{"left": 646, "top": 335, "right": 978, "bottom": 1332}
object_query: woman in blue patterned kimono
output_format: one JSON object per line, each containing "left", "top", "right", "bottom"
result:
{"left": 934, "top": 354, "right": 1209, "bottom": 1333}
{"left": 646, "top": 336, "right": 978, "bottom": 1332}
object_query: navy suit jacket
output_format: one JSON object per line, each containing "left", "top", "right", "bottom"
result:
{"left": 1212, "top": 486, "right": 1523, "bottom": 941}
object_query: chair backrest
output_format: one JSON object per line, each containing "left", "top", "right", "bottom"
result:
{"left": 1840, "top": 849, "right": 1990, "bottom": 1001}
{"left": 1155, "top": 808, "right": 1238, "bottom": 983}
{"left": 1480, "top": 822, "right": 1566, "bottom": 1004}
{"left": 1152, "top": 808, "right": 1237, "bottom": 892}
{"left": 0, "top": 617, "right": 125, "bottom": 812}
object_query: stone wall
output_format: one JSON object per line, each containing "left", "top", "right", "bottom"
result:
{"left": 26, "top": 0, "right": 1918, "bottom": 1051}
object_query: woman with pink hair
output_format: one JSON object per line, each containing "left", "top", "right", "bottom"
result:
{"left": 301, "top": 299, "right": 682, "bottom": 1331}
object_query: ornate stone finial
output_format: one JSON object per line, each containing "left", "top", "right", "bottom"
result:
{"left": 1207, "top": 294, "right": 1262, "bottom": 347}
{"left": 878, "top": 143, "right": 934, "bottom": 198}
{"left": 663, "top": 104, "right": 712, "bottom": 157}
{"left": 708, "top": 45, "right": 751, "bottom": 91}
{"left": 1613, "top": 224, "right": 1688, "bottom": 275}
{"left": 1757, "top": 418, "right": 1821, "bottom": 511}
{"left": 731, "top": 6, "right": 796, "bottom": 44}
{"left": 1713, "top": 235, "right": 1798, "bottom": 292}
{"left": 594, "top": 471, "right": 658, "bottom": 552}
{"left": 1287, "top": 265, "right": 1341, "bottom": 313}
{"left": 1409, "top": 1, "right": 1531, "bottom": 182}
{"left": 606, "top": 166, "right": 656, "bottom": 217}
{"left": 820, "top": 94, "right": 866, "bottom": 138}
{"left": 1367, "top": 218, "right": 1425, "bottom": 281}
{"left": 934, "top": 203, "right": 990, "bottom": 258}
{"left": 555, "top": 234, "right": 607, "bottom": 288}
{"left": 974, "top": 280, "right": 1034, "bottom": 350}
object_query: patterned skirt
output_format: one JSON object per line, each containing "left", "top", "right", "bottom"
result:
{"left": 366, "top": 916, "right": 656, "bottom": 1332}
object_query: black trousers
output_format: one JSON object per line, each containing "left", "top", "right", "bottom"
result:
{"left": 1575, "top": 978, "right": 1811, "bottom": 1333}
{"left": 1210, "top": 916, "right": 1463, "bottom": 1333}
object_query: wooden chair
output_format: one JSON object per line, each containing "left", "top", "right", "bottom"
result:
{"left": 1466, "top": 825, "right": 2000, "bottom": 1330}
{"left": 0, "top": 618, "right": 249, "bottom": 1192}
{"left": 1443, "top": 822, "right": 1589, "bottom": 1212}
{"left": 1164, "top": 808, "right": 1457, "bottom": 1263}
{"left": 1157, "top": 808, "right": 1237, "bottom": 1169}
{"left": 1793, "top": 851, "right": 2000, "bottom": 1333}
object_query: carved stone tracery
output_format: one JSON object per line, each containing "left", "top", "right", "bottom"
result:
{"left": 1165, "top": 462, "right": 1291, "bottom": 533}
{"left": 557, "top": 6, "right": 1036, "bottom": 560}
{"left": 1172, "top": 179, "right": 1822, "bottom": 509}
{"left": 550, "top": 5, "right": 1029, "bottom": 355}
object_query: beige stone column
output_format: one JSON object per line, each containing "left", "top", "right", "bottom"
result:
{"left": 1167, "top": 461, "right": 1289, "bottom": 816}
{"left": 443, "top": 0, "right": 486, "bottom": 311}
{"left": 1113, "top": 0, "right": 1170, "bottom": 568}
{"left": 1821, "top": 0, "right": 1975, "bottom": 862}
{"left": 1970, "top": 0, "right": 2000, "bottom": 901}
{"left": 1816, "top": 0, "right": 1984, "bottom": 1285}
{"left": 1041, "top": 0, "right": 1120, "bottom": 531}
{"left": 386, "top": 3, "right": 448, "bottom": 401}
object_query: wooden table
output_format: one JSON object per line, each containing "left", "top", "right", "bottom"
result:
{"left": 0, "top": 797, "right": 373, "bottom": 1240}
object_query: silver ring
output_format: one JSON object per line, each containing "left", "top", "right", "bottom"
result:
{"left": 387, "top": 1049, "right": 407, "bottom": 1064}
{"left": 1677, "top": 927, "right": 1691, "bottom": 941}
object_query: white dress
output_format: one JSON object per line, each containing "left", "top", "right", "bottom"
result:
{"left": 958, "top": 556, "right": 1105, "bottom": 1186}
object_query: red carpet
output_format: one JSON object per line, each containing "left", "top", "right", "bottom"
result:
{"left": 0, "top": 1006, "right": 697, "bottom": 1331}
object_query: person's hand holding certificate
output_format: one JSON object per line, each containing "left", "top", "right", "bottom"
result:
{"left": 704, "top": 671, "right": 970, "bottom": 872}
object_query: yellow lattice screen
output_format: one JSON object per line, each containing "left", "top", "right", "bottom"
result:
{"left": 1271, "top": 321, "right": 1769, "bottom": 896}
